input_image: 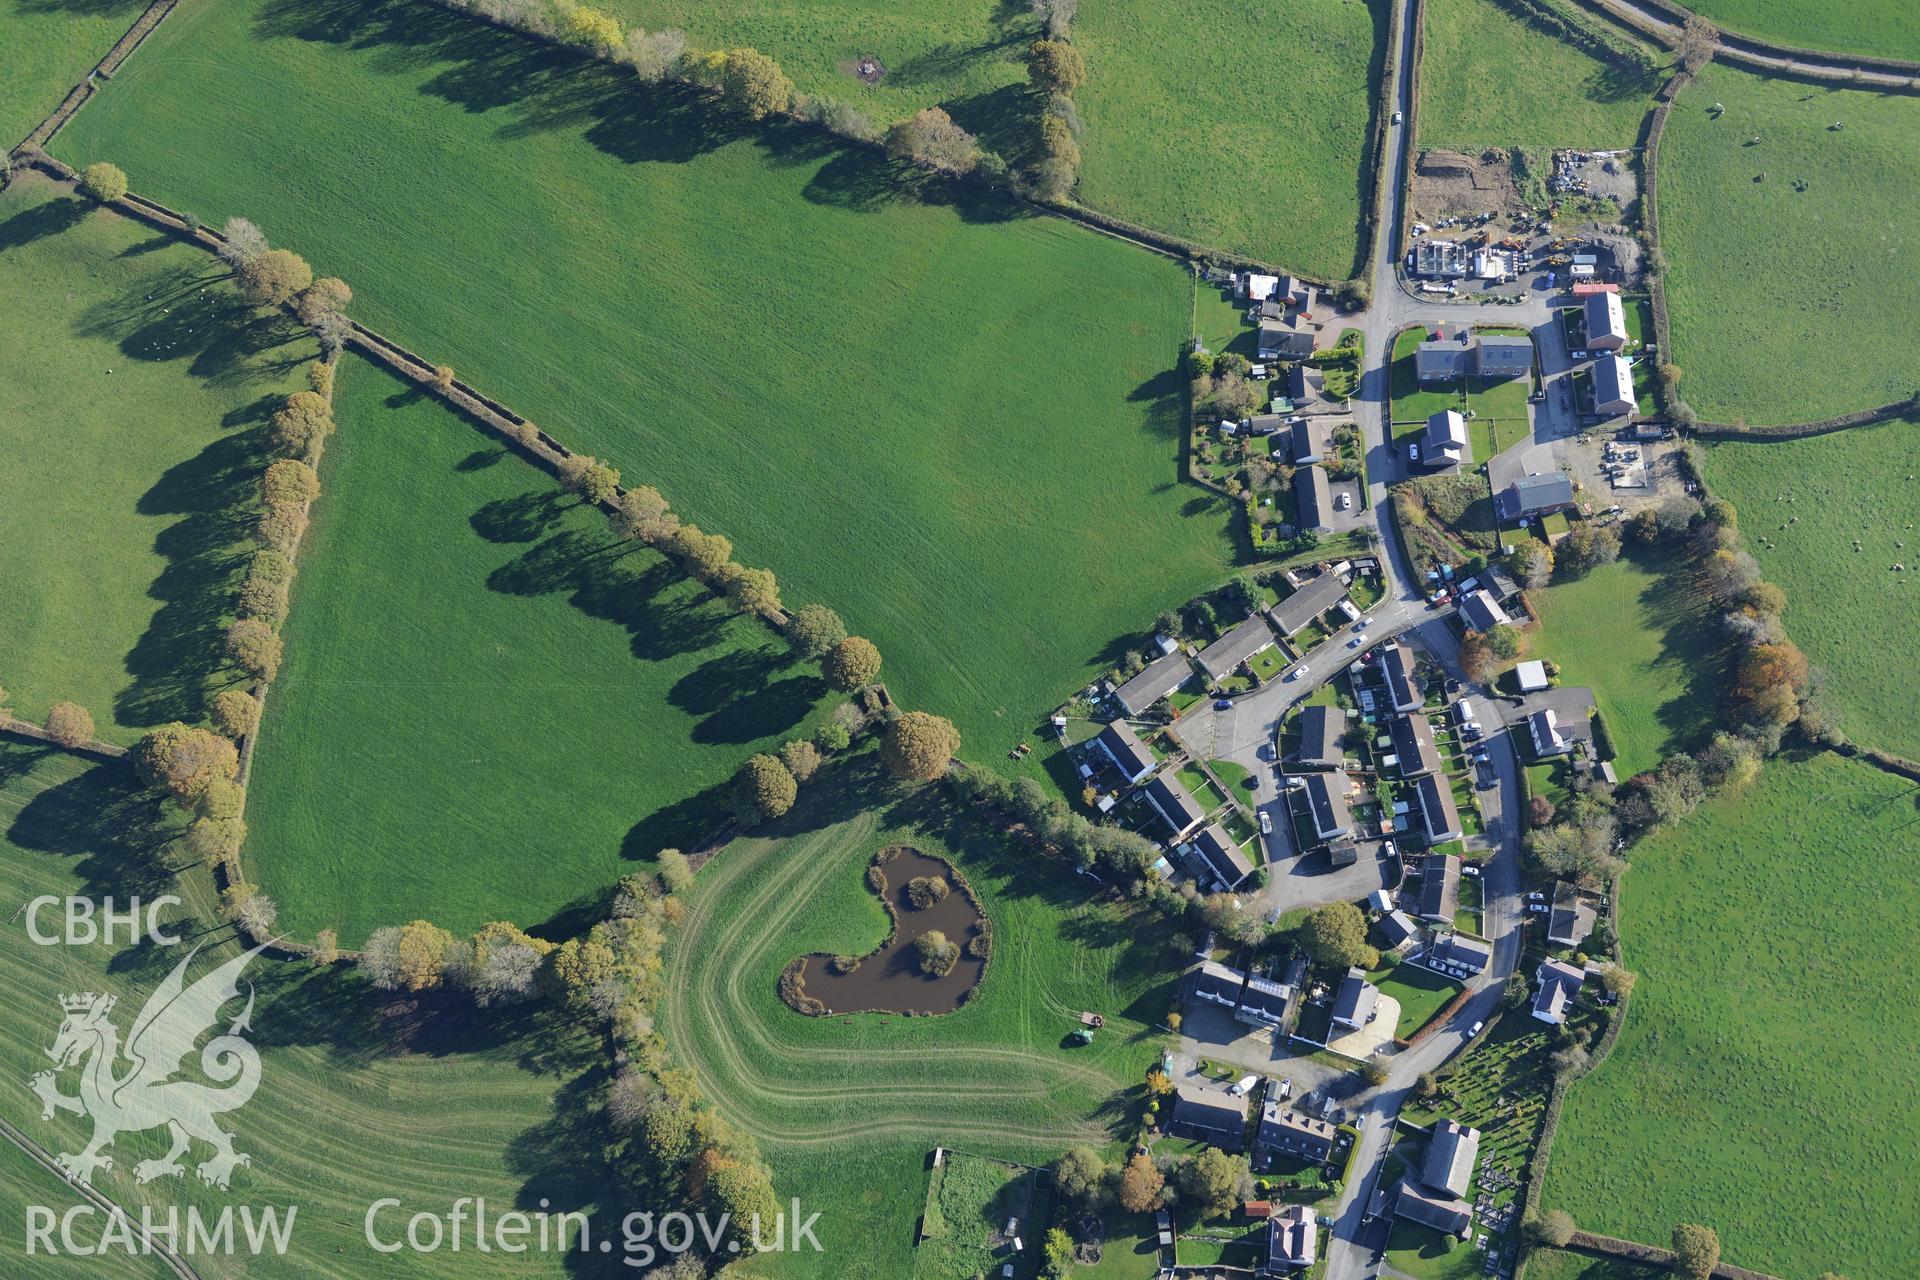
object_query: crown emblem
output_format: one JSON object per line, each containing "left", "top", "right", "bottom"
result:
{"left": 60, "top": 992, "right": 113, "bottom": 1014}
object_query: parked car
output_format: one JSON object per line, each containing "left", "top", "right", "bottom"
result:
{"left": 1214, "top": 698, "right": 1233, "bottom": 710}
{"left": 1348, "top": 633, "right": 1368, "bottom": 648}
{"left": 1462, "top": 863, "right": 1481, "bottom": 878}
{"left": 1468, "top": 1020, "right": 1484, "bottom": 1037}
{"left": 1528, "top": 902, "right": 1551, "bottom": 914}
{"left": 1334, "top": 492, "right": 1352, "bottom": 511}
{"left": 1407, "top": 441, "right": 1421, "bottom": 464}
{"left": 1259, "top": 811, "right": 1274, "bottom": 836}
{"left": 1353, "top": 616, "right": 1373, "bottom": 633}
{"left": 1526, "top": 891, "right": 1548, "bottom": 903}
{"left": 1285, "top": 665, "right": 1305, "bottom": 682}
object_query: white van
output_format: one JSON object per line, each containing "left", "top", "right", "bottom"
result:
{"left": 1455, "top": 698, "right": 1476, "bottom": 725}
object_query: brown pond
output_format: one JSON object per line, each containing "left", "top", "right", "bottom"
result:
{"left": 790, "top": 847, "right": 988, "bottom": 1015}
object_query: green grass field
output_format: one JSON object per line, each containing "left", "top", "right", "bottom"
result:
{"left": 1073, "top": 0, "right": 1384, "bottom": 279}
{"left": 1418, "top": 0, "right": 1663, "bottom": 151}
{"left": 1696, "top": 420, "right": 1920, "bottom": 761}
{"left": 53, "top": 0, "right": 1233, "bottom": 768}
{"left": 0, "top": 0, "right": 147, "bottom": 147}
{"left": 1370, "top": 961, "right": 1456, "bottom": 1038}
{"left": 0, "top": 175, "right": 316, "bottom": 744}
{"left": 1543, "top": 752, "right": 1920, "bottom": 1278}
{"left": 1684, "top": 0, "right": 1920, "bottom": 60}
{"left": 0, "top": 741, "right": 592, "bottom": 1280}
{"left": 595, "top": 0, "right": 1040, "bottom": 163}
{"left": 245, "top": 354, "right": 831, "bottom": 943}
{"left": 916, "top": 1152, "right": 1051, "bottom": 1280}
{"left": 0, "top": 1140, "right": 177, "bottom": 1279}
{"left": 662, "top": 756, "right": 1186, "bottom": 1280}
{"left": 1659, "top": 64, "right": 1920, "bottom": 424}
{"left": 1524, "top": 1253, "right": 1665, "bottom": 1280}
{"left": 1528, "top": 542, "right": 1722, "bottom": 777}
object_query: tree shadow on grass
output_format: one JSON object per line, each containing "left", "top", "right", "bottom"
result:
{"left": 5, "top": 755, "right": 180, "bottom": 905}
{"left": 15, "top": 0, "right": 143, "bottom": 15}
{"left": 0, "top": 194, "right": 89, "bottom": 252}
{"left": 74, "top": 261, "right": 314, "bottom": 390}
{"left": 620, "top": 777, "right": 736, "bottom": 864}
{"left": 470, "top": 488, "right": 566, "bottom": 543}
{"left": 114, "top": 428, "right": 273, "bottom": 730}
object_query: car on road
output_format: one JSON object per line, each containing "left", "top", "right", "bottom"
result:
{"left": 1469, "top": 1020, "right": 1484, "bottom": 1037}
{"left": 1352, "top": 616, "right": 1373, "bottom": 632}
{"left": 1214, "top": 698, "right": 1233, "bottom": 710}
{"left": 1284, "top": 665, "right": 1304, "bottom": 681}
{"left": 1391, "top": 109, "right": 1403, "bottom": 125}
{"left": 1259, "top": 811, "right": 1273, "bottom": 836}
{"left": 1348, "top": 633, "right": 1368, "bottom": 648}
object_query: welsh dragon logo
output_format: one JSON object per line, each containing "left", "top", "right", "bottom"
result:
{"left": 28, "top": 943, "right": 268, "bottom": 1189}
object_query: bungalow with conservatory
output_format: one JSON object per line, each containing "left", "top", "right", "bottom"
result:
{"left": 1198, "top": 615, "right": 1279, "bottom": 681}
{"left": 1292, "top": 704, "right": 1348, "bottom": 770}
{"left": 1093, "top": 720, "right": 1156, "bottom": 785}
{"left": 1416, "top": 774, "right": 1464, "bottom": 844}
{"left": 1268, "top": 1204, "right": 1317, "bottom": 1270}
{"left": 1592, "top": 353, "right": 1636, "bottom": 417}
{"left": 1294, "top": 465, "right": 1334, "bottom": 535}
{"left": 1269, "top": 572, "right": 1350, "bottom": 638}
{"left": 1114, "top": 650, "right": 1195, "bottom": 716}
{"left": 1146, "top": 774, "right": 1206, "bottom": 842}
{"left": 1302, "top": 772, "right": 1354, "bottom": 843}
{"left": 1258, "top": 322, "right": 1316, "bottom": 362}
{"left": 1583, "top": 291, "right": 1629, "bottom": 352}
{"left": 1418, "top": 853, "right": 1461, "bottom": 923}
{"left": 1548, "top": 881, "right": 1599, "bottom": 947}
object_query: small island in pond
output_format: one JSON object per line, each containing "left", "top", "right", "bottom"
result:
{"left": 781, "top": 846, "right": 990, "bottom": 1016}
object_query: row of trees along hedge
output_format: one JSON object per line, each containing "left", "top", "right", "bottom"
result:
{"left": 731, "top": 706, "right": 960, "bottom": 823}
{"left": 351, "top": 855, "right": 784, "bottom": 1262}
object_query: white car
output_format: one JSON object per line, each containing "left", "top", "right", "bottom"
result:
{"left": 1259, "top": 811, "right": 1274, "bottom": 836}
{"left": 1391, "top": 109, "right": 1404, "bottom": 125}
{"left": 1334, "top": 492, "right": 1352, "bottom": 511}
{"left": 1284, "top": 665, "right": 1305, "bottom": 681}
{"left": 1468, "top": 1020, "right": 1484, "bottom": 1037}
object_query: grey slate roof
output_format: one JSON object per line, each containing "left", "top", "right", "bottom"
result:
{"left": 1294, "top": 464, "right": 1334, "bottom": 534}
{"left": 1418, "top": 853, "right": 1461, "bottom": 922}
{"left": 1258, "top": 322, "right": 1316, "bottom": 360}
{"left": 1258, "top": 1105, "right": 1336, "bottom": 1162}
{"left": 1389, "top": 714, "right": 1442, "bottom": 779}
{"left": 1146, "top": 774, "right": 1206, "bottom": 838}
{"left": 1532, "top": 958, "right": 1586, "bottom": 1025}
{"left": 1424, "top": 1119, "right": 1481, "bottom": 1199}
{"left": 1394, "top": 1179, "right": 1472, "bottom": 1235}
{"left": 1376, "top": 910, "right": 1418, "bottom": 948}
{"left": 1269, "top": 571, "right": 1349, "bottom": 636}
{"left": 1325, "top": 838, "right": 1360, "bottom": 868}
{"left": 1458, "top": 588, "right": 1511, "bottom": 632}
{"left": 1592, "top": 353, "right": 1635, "bottom": 413}
{"left": 1114, "top": 650, "right": 1195, "bottom": 716}
{"left": 1547, "top": 882, "right": 1598, "bottom": 946}
{"left": 1288, "top": 418, "right": 1324, "bottom": 464}
{"left": 1584, "top": 292, "right": 1628, "bottom": 348}
{"left": 1381, "top": 642, "right": 1422, "bottom": 711}
{"left": 1331, "top": 965, "right": 1379, "bottom": 1030}
{"left": 1292, "top": 704, "right": 1348, "bottom": 768}
{"left": 1430, "top": 932, "right": 1491, "bottom": 973}
{"left": 1170, "top": 1084, "right": 1249, "bottom": 1152}
{"left": 1302, "top": 772, "right": 1353, "bottom": 841}
{"left": 1474, "top": 335, "right": 1534, "bottom": 377}
{"left": 1425, "top": 410, "right": 1468, "bottom": 461}
{"left": 1498, "top": 471, "right": 1575, "bottom": 521}
{"left": 1415, "top": 340, "right": 1470, "bottom": 382}
{"left": 1094, "top": 720, "right": 1155, "bottom": 781}
{"left": 1192, "top": 823, "right": 1254, "bottom": 890}
{"left": 1528, "top": 708, "right": 1568, "bottom": 756}
{"left": 1269, "top": 1204, "right": 1317, "bottom": 1269}
{"left": 1197, "top": 615, "right": 1277, "bottom": 679}
{"left": 1418, "top": 774, "right": 1464, "bottom": 845}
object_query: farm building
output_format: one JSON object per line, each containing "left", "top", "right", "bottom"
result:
{"left": 1190, "top": 823, "right": 1254, "bottom": 891}
{"left": 1268, "top": 1204, "right": 1317, "bottom": 1269}
{"left": 1259, "top": 1105, "right": 1336, "bottom": 1163}
{"left": 1458, "top": 588, "right": 1511, "bottom": 632}
{"left": 1424, "top": 410, "right": 1468, "bottom": 467}
{"left": 1424, "top": 1119, "right": 1481, "bottom": 1198}
{"left": 1389, "top": 713, "right": 1443, "bottom": 779}
{"left": 1592, "top": 354, "right": 1636, "bottom": 417}
{"left": 1197, "top": 615, "right": 1278, "bottom": 680}
{"left": 1381, "top": 642, "right": 1422, "bottom": 712}
{"left": 1240, "top": 272, "right": 1279, "bottom": 302}
{"left": 1269, "top": 571, "right": 1350, "bottom": 637}
{"left": 1292, "top": 704, "right": 1348, "bottom": 769}
{"left": 1418, "top": 853, "right": 1461, "bottom": 923}
{"left": 1169, "top": 1083, "right": 1249, "bottom": 1152}
{"left": 1302, "top": 772, "right": 1354, "bottom": 843}
{"left": 1294, "top": 464, "right": 1335, "bottom": 534}
{"left": 1145, "top": 774, "right": 1206, "bottom": 841}
{"left": 1532, "top": 958, "right": 1586, "bottom": 1025}
{"left": 1093, "top": 720, "right": 1156, "bottom": 784}
{"left": 1415, "top": 774, "right": 1464, "bottom": 844}
{"left": 1583, "top": 292, "right": 1629, "bottom": 351}
{"left": 1114, "top": 650, "right": 1195, "bottom": 716}
{"left": 1331, "top": 966, "right": 1379, "bottom": 1031}
{"left": 1497, "top": 472, "right": 1575, "bottom": 522}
